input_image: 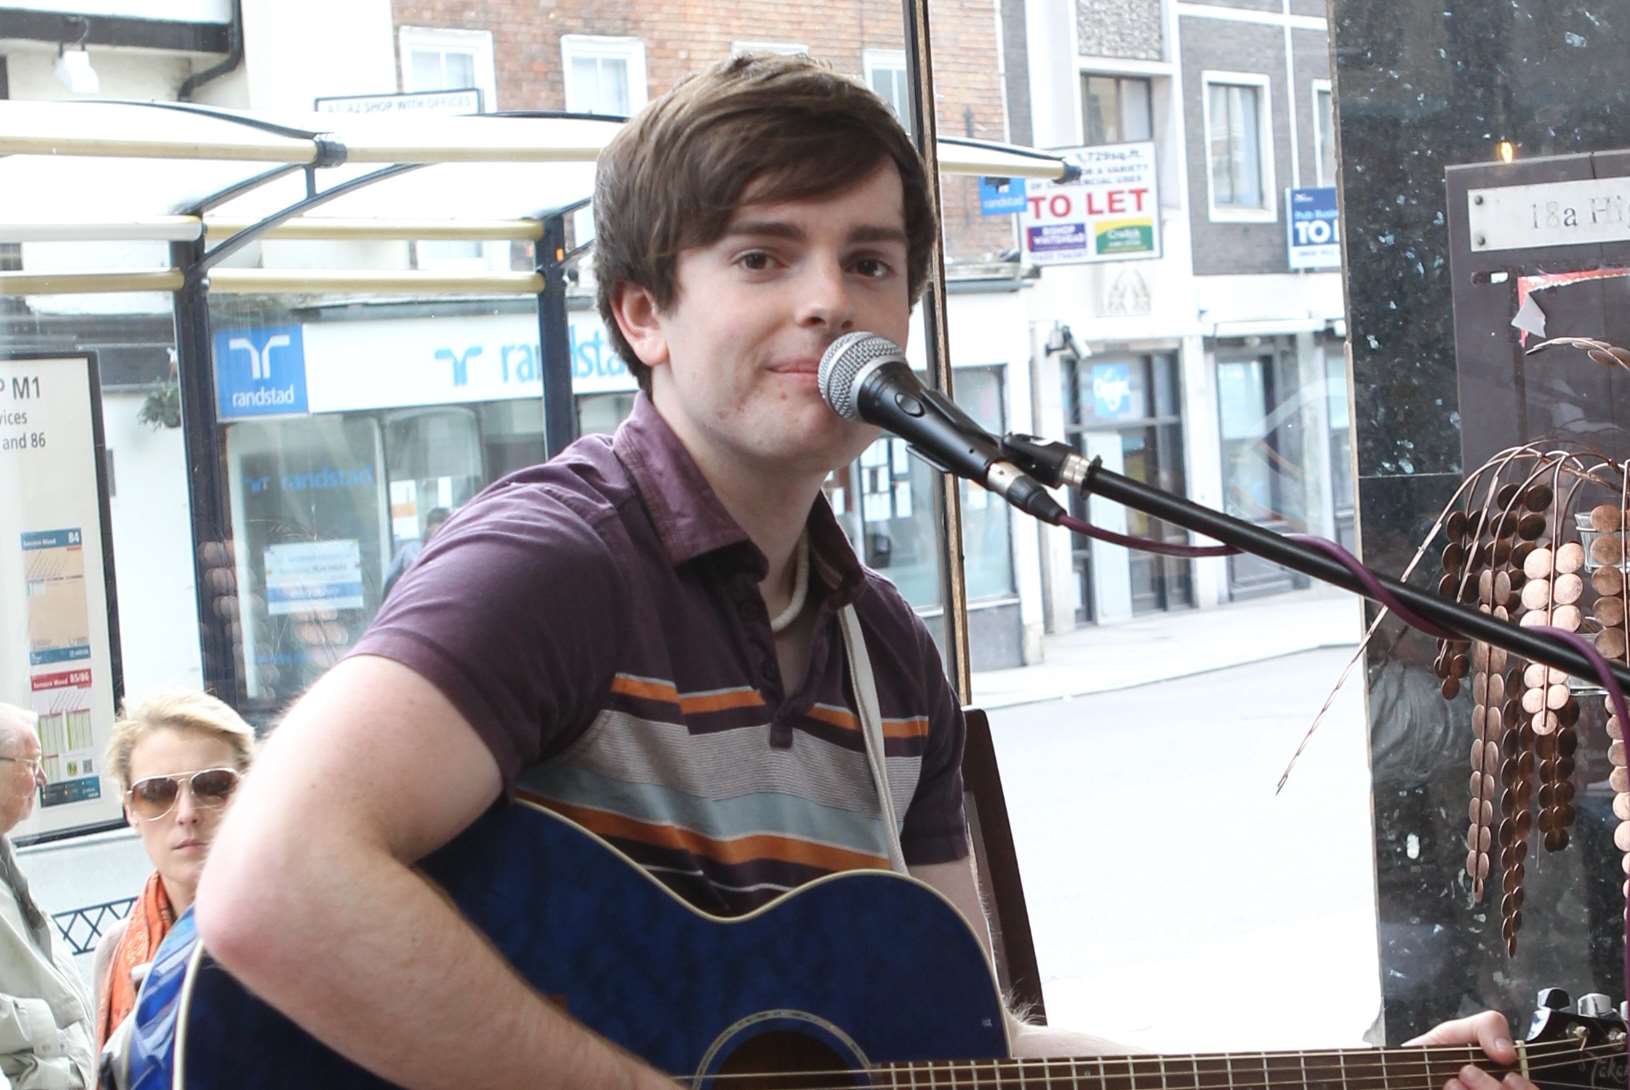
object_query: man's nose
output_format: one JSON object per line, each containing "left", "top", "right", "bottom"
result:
{"left": 796, "top": 262, "right": 857, "bottom": 333}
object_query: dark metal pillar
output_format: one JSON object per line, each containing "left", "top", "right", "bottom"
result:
{"left": 536, "top": 214, "right": 577, "bottom": 458}
{"left": 170, "top": 239, "right": 244, "bottom": 706}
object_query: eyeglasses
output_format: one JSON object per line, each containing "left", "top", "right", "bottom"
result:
{"left": 125, "top": 768, "right": 241, "bottom": 822}
{"left": 0, "top": 755, "right": 42, "bottom": 778}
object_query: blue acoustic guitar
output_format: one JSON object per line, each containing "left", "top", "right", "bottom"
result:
{"left": 126, "top": 801, "right": 1627, "bottom": 1089}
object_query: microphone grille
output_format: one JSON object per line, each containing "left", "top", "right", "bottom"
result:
{"left": 818, "top": 332, "right": 905, "bottom": 421}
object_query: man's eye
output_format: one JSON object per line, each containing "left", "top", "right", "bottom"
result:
{"left": 738, "top": 251, "right": 774, "bottom": 271}
{"left": 853, "top": 257, "right": 893, "bottom": 279}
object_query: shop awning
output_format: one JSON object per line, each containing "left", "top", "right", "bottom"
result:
{"left": 0, "top": 99, "right": 1072, "bottom": 245}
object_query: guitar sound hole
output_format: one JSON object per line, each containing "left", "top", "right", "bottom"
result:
{"left": 713, "top": 1030, "right": 869, "bottom": 1088}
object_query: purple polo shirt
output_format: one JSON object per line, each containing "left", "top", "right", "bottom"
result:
{"left": 351, "top": 393, "right": 968, "bottom": 914}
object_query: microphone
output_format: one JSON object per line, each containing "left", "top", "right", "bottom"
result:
{"left": 818, "top": 332, "right": 1066, "bottom": 523}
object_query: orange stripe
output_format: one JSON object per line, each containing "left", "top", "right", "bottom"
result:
{"left": 609, "top": 674, "right": 678, "bottom": 704}
{"left": 805, "top": 704, "right": 859, "bottom": 732}
{"left": 677, "top": 688, "right": 765, "bottom": 714}
{"left": 544, "top": 800, "right": 889, "bottom": 872}
{"left": 882, "top": 716, "right": 929, "bottom": 740}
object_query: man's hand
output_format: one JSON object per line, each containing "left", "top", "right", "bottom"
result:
{"left": 1406, "top": 1010, "right": 1536, "bottom": 1090}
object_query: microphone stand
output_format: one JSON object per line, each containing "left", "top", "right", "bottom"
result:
{"left": 1001, "top": 435, "right": 1630, "bottom": 691}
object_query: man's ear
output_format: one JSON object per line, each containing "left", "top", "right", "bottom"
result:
{"left": 609, "top": 282, "right": 670, "bottom": 370}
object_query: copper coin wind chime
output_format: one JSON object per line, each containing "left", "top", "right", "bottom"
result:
{"left": 1433, "top": 337, "right": 1630, "bottom": 955}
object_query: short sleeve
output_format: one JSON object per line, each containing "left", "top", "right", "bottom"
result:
{"left": 349, "top": 484, "right": 629, "bottom": 789}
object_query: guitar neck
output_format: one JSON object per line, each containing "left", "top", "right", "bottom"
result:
{"left": 878, "top": 1043, "right": 1504, "bottom": 1089}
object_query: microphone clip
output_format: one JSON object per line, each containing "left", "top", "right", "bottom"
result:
{"left": 1000, "top": 433, "right": 1099, "bottom": 491}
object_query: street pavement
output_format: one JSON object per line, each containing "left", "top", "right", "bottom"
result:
{"left": 979, "top": 589, "right": 1384, "bottom": 1052}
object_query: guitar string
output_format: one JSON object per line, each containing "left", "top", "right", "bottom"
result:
{"left": 665, "top": 1062, "right": 1620, "bottom": 1090}
{"left": 675, "top": 1036, "right": 1612, "bottom": 1079}
{"left": 669, "top": 1038, "right": 1622, "bottom": 1088}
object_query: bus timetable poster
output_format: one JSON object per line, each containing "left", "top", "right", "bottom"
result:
{"left": 0, "top": 353, "right": 123, "bottom": 839}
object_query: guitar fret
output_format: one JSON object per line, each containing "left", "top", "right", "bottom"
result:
{"left": 1261, "top": 1051, "right": 1270, "bottom": 1090}
{"left": 1159, "top": 1053, "right": 1169, "bottom": 1090}
{"left": 1337, "top": 1047, "right": 1348, "bottom": 1090}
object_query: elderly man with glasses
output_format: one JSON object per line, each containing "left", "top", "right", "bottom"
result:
{"left": 0, "top": 702, "right": 94, "bottom": 1090}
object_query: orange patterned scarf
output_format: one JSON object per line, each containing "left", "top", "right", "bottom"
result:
{"left": 96, "top": 871, "right": 174, "bottom": 1052}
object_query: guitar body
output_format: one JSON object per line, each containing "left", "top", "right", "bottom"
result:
{"left": 127, "top": 800, "right": 1010, "bottom": 1089}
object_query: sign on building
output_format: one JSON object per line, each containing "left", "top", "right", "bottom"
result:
{"left": 0, "top": 353, "right": 123, "bottom": 840}
{"left": 1018, "top": 142, "right": 1160, "bottom": 265}
{"left": 214, "top": 325, "right": 310, "bottom": 421}
{"left": 979, "top": 176, "right": 1028, "bottom": 216}
{"left": 314, "top": 88, "right": 484, "bottom": 115}
{"left": 1285, "top": 186, "right": 1341, "bottom": 270}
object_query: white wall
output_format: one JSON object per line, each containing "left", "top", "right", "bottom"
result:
{"left": 102, "top": 390, "right": 206, "bottom": 696}
{"left": 238, "top": 0, "right": 398, "bottom": 115}
{"left": 1, "top": 42, "right": 192, "bottom": 101}
{"left": 6, "top": 0, "right": 229, "bottom": 18}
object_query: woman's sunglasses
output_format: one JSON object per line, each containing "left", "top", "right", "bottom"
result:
{"left": 125, "top": 767, "right": 241, "bottom": 822}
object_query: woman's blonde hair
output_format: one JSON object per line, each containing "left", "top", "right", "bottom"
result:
{"left": 106, "top": 689, "right": 255, "bottom": 791}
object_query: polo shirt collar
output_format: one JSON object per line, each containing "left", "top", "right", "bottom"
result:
{"left": 611, "top": 392, "right": 867, "bottom": 605}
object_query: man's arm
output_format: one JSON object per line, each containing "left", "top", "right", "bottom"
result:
{"left": 195, "top": 655, "right": 671, "bottom": 1090}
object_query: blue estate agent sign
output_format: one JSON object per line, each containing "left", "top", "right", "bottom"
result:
{"left": 979, "top": 176, "right": 1028, "bottom": 216}
{"left": 1285, "top": 186, "right": 1341, "bottom": 270}
{"left": 214, "top": 325, "right": 310, "bottom": 420}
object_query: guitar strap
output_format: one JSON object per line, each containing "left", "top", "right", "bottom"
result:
{"left": 838, "top": 603, "right": 909, "bottom": 875}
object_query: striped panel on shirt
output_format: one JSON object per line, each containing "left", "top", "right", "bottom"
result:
{"left": 520, "top": 677, "right": 925, "bottom": 914}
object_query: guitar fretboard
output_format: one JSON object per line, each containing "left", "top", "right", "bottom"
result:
{"left": 868, "top": 1044, "right": 1512, "bottom": 1089}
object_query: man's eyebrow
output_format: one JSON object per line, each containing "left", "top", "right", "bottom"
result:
{"left": 720, "top": 220, "right": 908, "bottom": 246}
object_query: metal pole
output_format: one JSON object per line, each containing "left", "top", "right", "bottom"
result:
{"left": 169, "top": 239, "right": 245, "bottom": 706}
{"left": 1081, "top": 459, "right": 1630, "bottom": 689}
{"left": 537, "top": 214, "right": 577, "bottom": 458}
{"left": 903, "top": 0, "right": 972, "bottom": 700}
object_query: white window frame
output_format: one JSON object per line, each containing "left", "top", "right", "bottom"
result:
{"left": 561, "top": 35, "right": 648, "bottom": 117}
{"left": 1312, "top": 78, "right": 1336, "bottom": 187}
{"left": 862, "top": 48, "right": 911, "bottom": 133}
{"left": 732, "top": 41, "right": 809, "bottom": 56}
{"left": 397, "top": 26, "right": 498, "bottom": 111}
{"left": 1200, "top": 70, "right": 1277, "bottom": 223}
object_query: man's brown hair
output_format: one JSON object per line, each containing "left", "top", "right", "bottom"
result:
{"left": 593, "top": 52, "right": 939, "bottom": 391}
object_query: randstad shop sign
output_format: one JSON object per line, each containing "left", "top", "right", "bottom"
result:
{"left": 214, "top": 325, "right": 310, "bottom": 420}
{"left": 213, "top": 312, "right": 634, "bottom": 419}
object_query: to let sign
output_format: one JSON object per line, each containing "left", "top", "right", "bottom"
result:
{"left": 1019, "top": 142, "right": 1160, "bottom": 266}
{"left": 1285, "top": 186, "right": 1340, "bottom": 270}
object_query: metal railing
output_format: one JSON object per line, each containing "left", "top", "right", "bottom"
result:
{"left": 53, "top": 897, "right": 136, "bottom": 957}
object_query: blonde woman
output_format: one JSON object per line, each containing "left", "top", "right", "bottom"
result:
{"left": 93, "top": 690, "right": 254, "bottom": 1051}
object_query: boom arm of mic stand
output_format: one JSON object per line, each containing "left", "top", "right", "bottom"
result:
{"left": 1003, "top": 434, "right": 1630, "bottom": 691}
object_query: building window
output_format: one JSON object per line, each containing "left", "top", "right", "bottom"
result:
{"left": 732, "top": 41, "right": 809, "bottom": 57}
{"left": 1082, "top": 74, "right": 1152, "bottom": 145}
{"left": 399, "top": 27, "right": 498, "bottom": 268}
{"left": 398, "top": 27, "right": 497, "bottom": 109}
{"left": 863, "top": 49, "right": 912, "bottom": 139}
{"left": 1202, "top": 72, "right": 1275, "bottom": 220}
{"left": 561, "top": 35, "right": 647, "bottom": 118}
{"left": 0, "top": 243, "right": 19, "bottom": 272}
{"left": 1313, "top": 81, "right": 1337, "bottom": 186}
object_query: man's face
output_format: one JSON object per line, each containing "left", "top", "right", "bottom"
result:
{"left": 0, "top": 725, "right": 42, "bottom": 833}
{"left": 621, "top": 162, "right": 912, "bottom": 482}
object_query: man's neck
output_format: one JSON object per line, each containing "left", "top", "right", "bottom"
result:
{"left": 648, "top": 401, "right": 825, "bottom": 587}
